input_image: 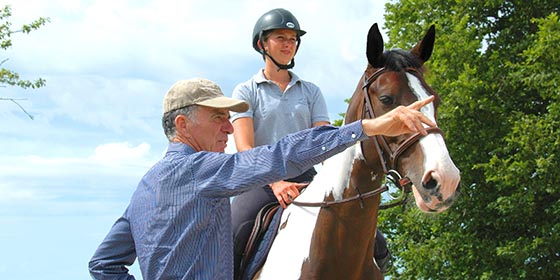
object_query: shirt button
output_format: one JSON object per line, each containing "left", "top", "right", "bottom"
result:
{"left": 351, "top": 133, "right": 356, "bottom": 139}
{"left": 322, "top": 146, "right": 326, "bottom": 151}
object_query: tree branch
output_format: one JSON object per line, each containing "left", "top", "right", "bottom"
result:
{"left": 0, "top": 97, "right": 33, "bottom": 119}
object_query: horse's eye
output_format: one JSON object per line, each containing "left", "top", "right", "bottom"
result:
{"left": 379, "top": 95, "right": 394, "bottom": 105}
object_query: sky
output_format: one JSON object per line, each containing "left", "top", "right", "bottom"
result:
{"left": 0, "top": 0, "right": 388, "bottom": 279}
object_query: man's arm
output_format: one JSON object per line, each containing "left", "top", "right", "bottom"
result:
{"left": 89, "top": 216, "right": 137, "bottom": 280}
{"left": 199, "top": 97, "right": 436, "bottom": 198}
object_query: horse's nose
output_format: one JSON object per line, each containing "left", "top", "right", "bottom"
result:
{"left": 423, "top": 177, "right": 438, "bottom": 189}
{"left": 422, "top": 169, "right": 461, "bottom": 193}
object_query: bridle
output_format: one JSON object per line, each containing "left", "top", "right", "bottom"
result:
{"left": 291, "top": 67, "right": 443, "bottom": 209}
{"left": 361, "top": 67, "right": 443, "bottom": 208}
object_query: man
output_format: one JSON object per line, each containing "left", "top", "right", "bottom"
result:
{"left": 89, "top": 77, "right": 435, "bottom": 279}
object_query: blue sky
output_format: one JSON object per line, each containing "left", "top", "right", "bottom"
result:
{"left": 0, "top": 0, "right": 387, "bottom": 278}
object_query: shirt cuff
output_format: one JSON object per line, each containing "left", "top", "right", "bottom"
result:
{"left": 339, "top": 120, "right": 368, "bottom": 142}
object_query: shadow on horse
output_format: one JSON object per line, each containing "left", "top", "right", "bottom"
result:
{"left": 245, "top": 23, "right": 461, "bottom": 280}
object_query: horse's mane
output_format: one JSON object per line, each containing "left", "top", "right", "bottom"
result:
{"left": 382, "top": 49, "right": 424, "bottom": 72}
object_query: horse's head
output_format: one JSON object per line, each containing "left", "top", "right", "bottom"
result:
{"left": 345, "top": 23, "right": 461, "bottom": 213}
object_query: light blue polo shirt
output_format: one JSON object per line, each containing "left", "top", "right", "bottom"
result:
{"left": 231, "top": 70, "right": 330, "bottom": 146}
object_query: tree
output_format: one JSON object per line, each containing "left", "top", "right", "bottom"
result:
{"left": 379, "top": 1, "right": 560, "bottom": 279}
{"left": 0, "top": 5, "right": 49, "bottom": 119}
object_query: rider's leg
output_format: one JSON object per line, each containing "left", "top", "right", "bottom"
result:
{"left": 231, "top": 185, "right": 275, "bottom": 279}
{"left": 374, "top": 229, "right": 392, "bottom": 273}
{"left": 230, "top": 168, "right": 317, "bottom": 279}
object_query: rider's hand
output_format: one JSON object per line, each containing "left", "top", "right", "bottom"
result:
{"left": 270, "top": 180, "right": 309, "bottom": 208}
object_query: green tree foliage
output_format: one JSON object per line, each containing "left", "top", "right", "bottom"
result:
{"left": 379, "top": 1, "right": 560, "bottom": 279}
{"left": 0, "top": 5, "right": 48, "bottom": 88}
{"left": 1, "top": 5, "right": 49, "bottom": 118}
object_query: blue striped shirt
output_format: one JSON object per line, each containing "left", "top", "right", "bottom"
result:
{"left": 89, "top": 121, "right": 366, "bottom": 280}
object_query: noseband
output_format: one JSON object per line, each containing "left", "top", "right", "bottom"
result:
{"left": 361, "top": 67, "right": 443, "bottom": 192}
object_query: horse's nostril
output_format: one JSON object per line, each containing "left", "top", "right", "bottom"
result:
{"left": 423, "top": 178, "right": 438, "bottom": 189}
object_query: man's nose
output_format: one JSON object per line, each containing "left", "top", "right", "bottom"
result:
{"left": 224, "top": 120, "right": 234, "bottom": 134}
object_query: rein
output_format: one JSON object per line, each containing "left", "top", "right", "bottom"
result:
{"left": 290, "top": 169, "right": 409, "bottom": 208}
{"left": 291, "top": 185, "right": 389, "bottom": 208}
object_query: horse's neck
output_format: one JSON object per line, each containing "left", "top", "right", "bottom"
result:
{"left": 258, "top": 144, "right": 381, "bottom": 279}
{"left": 298, "top": 143, "right": 362, "bottom": 201}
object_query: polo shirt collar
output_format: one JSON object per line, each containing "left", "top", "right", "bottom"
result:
{"left": 255, "top": 69, "right": 301, "bottom": 87}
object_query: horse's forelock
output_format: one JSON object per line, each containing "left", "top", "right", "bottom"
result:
{"left": 382, "top": 49, "right": 423, "bottom": 72}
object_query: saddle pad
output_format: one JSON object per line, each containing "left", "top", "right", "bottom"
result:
{"left": 241, "top": 205, "right": 284, "bottom": 280}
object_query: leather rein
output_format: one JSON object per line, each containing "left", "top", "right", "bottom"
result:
{"left": 291, "top": 67, "right": 443, "bottom": 209}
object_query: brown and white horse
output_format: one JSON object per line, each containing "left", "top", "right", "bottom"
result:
{"left": 255, "top": 23, "right": 461, "bottom": 280}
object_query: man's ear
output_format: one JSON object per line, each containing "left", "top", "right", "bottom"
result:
{"left": 175, "top": 115, "right": 189, "bottom": 132}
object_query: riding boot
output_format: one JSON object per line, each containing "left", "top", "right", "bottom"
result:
{"left": 374, "top": 229, "right": 392, "bottom": 274}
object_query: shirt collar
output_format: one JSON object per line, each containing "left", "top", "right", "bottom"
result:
{"left": 166, "top": 141, "right": 196, "bottom": 155}
{"left": 255, "top": 69, "right": 301, "bottom": 87}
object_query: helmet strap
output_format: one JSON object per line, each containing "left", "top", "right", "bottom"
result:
{"left": 265, "top": 52, "right": 295, "bottom": 70}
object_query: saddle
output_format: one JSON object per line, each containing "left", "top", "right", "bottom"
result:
{"left": 237, "top": 202, "right": 284, "bottom": 280}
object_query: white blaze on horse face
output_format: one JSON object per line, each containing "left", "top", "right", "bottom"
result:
{"left": 406, "top": 73, "right": 461, "bottom": 212}
{"left": 405, "top": 73, "right": 437, "bottom": 125}
{"left": 257, "top": 144, "right": 359, "bottom": 279}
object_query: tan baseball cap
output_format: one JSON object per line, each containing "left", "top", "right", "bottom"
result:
{"left": 162, "top": 78, "right": 249, "bottom": 114}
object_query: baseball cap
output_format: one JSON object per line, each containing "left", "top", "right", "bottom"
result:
{"left": 162, "top": 78, "right": 249, "bottom": 114}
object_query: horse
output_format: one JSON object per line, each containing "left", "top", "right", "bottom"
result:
{"left": 252, "top": 23, "right": 461, "bottom": 280}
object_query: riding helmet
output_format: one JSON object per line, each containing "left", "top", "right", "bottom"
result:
{"left": 252, "top": 8, "right": 306, "bottom": 53}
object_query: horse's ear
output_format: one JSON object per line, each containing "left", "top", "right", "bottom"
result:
{"left": 411, "top": 24, "right": 435, "bottom": 64}
{"left": 366, "top": 23, "right": 385, "bottom": 68}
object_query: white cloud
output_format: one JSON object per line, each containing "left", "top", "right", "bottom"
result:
{"left": 2, "top": 141, "right": 151, "bottom": 168}
{"left": 0, "top": 184, "right": 37, "bottom": 200}
{"left": 42, "top": 75, "right": 164, "bottom": 132}
{"left": 0, "top": 142, "right": 158, "bottom": 207}
{"left": 91, "top": 141, "right": 151, "bottom": 165}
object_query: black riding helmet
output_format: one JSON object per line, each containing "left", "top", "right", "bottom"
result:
{"left": 252, "top": 8, "right": 306, "bottom": 70}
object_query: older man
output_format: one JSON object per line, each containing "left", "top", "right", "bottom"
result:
{"left": 89, "top": 77, "right": 434, "bottom": 279}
